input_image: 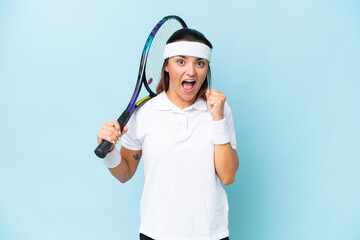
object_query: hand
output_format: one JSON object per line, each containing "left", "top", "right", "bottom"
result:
{"left": 206, "top": 88, "right": 226, "bottom": 121}
{"left": 97, "top": 121, "right": 129, "bottom": 152}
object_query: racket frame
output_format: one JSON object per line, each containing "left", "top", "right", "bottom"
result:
{"left": 94, "top": 15, "right": 187, "bottom": 158}
{"left": 127, "top": 15, "right": 187, "bottom": 114}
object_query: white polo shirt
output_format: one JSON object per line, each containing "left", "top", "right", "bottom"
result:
{"left": 122, "top": 91, "right": 236, "bottom": 240}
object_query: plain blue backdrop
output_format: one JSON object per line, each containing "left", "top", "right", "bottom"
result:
{"left": 1, "top": 0, "right": 359, "bottom": 239}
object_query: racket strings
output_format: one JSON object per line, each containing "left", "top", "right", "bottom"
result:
{"left": 145, "top": 19, "right": 184, "bottom": 93}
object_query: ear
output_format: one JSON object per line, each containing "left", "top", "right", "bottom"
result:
{"left": 164, "top": 62, "right": 169, "bottom": 72}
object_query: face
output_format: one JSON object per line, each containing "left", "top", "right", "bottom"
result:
{"left": 165, "top": 55, "right": 209, "bottom": 109}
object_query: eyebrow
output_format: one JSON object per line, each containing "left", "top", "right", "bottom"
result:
{"left": 177, "top": 55, "right": 205, "bottom": 61}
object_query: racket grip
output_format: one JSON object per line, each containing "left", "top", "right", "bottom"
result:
{"left": 94, "top": 139, "right": 114, "bottom": 158}
{"left": 117, "top": 110, "right": 131, "bottom": 132}
{"left": 94, "top": 110, "right": 132, "bottom": 159}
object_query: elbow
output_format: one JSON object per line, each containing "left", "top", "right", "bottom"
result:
{"left": 220, "top": 174, "right": 236, "bottom": 185}
{"left": 111, "top": 171, "right": 131, "bottom": 184}
{"left": 118, "top": 178, "right": 128, "bottom": 184}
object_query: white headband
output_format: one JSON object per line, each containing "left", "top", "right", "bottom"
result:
{"left": 163, "top": 41, "right": 212, "bottom": 62}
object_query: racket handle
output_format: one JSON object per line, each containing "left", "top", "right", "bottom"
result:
{"left": 117, "top": 110, "right": 131, "bottom": 132}
{"left": 94, "top": 139, "right": 114, "bottom": 158}
{"left": 94, "top": 110, "right": 132, "bottom": 159}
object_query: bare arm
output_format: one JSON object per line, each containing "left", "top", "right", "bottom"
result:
{"left": 107, "top": 147, "right": 142, "bottom": 183}
{"left": 96, "top": 121, "right": 141, "bottom": 183}
{"left": 214, "top": 144, "right": 239, "bottom": 185}
{"left": 206, "top": 88, "right": 239, "bottom": 185}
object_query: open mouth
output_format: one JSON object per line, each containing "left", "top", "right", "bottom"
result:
{"left": 181, "top": 80, "right": 196, "bottom": 93}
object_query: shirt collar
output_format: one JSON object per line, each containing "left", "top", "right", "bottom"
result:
{"left": 156, "top": 91, "right": 208, "bottom": 112}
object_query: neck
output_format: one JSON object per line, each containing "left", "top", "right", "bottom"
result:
{"left": 165, "top": 91, "right": 196, "bottom": 110}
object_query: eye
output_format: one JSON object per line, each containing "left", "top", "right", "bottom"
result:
{"left": 197, "top": 61, "right": 205, "bottom": 67}
{"left": 177, "top": 59, "right": 185, "bottom": 65}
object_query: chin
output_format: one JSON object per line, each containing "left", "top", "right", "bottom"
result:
{"left": 182, "top": 93, "right": 197, "bottom": 102}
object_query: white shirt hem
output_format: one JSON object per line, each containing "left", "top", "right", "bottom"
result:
{"left": 139, "top": 227, "right": 229, "bottom": 240}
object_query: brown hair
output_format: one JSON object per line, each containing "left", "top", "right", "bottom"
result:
{"left": 156, "top": 28, "right": 213, "bottom": 100}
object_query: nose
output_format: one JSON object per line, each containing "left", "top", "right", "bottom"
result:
{"left": 186, "top": 63, "right": 196, "bottom": 76}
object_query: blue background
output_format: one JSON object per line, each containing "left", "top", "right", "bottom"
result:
{"left": 1, "top": 0, "right": 359, "bottom": 239}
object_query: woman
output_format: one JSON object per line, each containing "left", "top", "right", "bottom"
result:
{"left": 97, "top": 28, "right": 239, "bottom": 240}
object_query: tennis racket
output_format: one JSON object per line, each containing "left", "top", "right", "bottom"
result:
{"left": 95, "top": 15, "right": 187, "bottom": 158}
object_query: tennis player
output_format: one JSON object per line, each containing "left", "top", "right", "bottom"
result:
{"left": 97, "top": 28, "right": 239, "bottom": 240}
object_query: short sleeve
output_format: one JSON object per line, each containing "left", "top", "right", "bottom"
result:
{"left": 224, "top": 102, "right": 237, "bottom": 149}
{"left": 121, "top": 111, "right": 142, "bottom": 151}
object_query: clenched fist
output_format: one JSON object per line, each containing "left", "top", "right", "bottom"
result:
{"left": 97, "top": 121, "right": 129, "bottom": 152}
{"left": 206, "top": 88, "right": 226, "bottom": 121}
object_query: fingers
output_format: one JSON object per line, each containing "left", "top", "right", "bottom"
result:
{"left": 107, "top": 120, "right": 120, "bottom": 132}
{"left": 206, "top": 88, "right": 226, "bottom": 121}
{"left": 207, "top": 88, "right": 226, "bottom": 105}
{"left": 207, "top": 88, "right": 226, "bottom": 99}
{"left": 97, "top": 121, "right": 128, "bottom": 145}
{"left": 120, "top": 125, "right": 129, "bottom": 138}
